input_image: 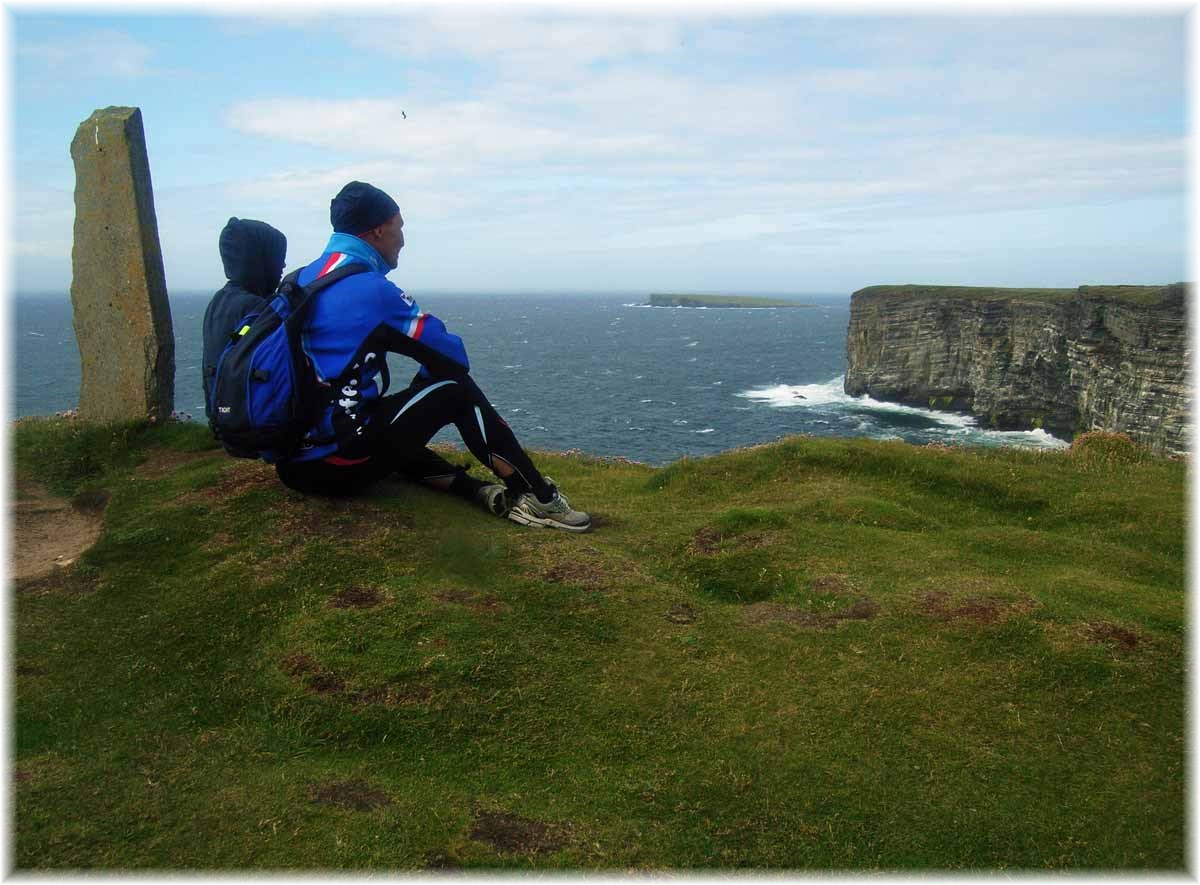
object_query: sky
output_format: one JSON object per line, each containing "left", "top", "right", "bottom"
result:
{"left": 8, "top": 1, "right": 1190, "bottom": 296}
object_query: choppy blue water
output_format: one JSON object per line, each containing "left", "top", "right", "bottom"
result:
{"left": 14, "top": 291, "right": 1067, "bottom": 465}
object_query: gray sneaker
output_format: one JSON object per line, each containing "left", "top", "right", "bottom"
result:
{"left": 507, "top": 478, "right": 591, "bottom": 532}
{"left": 475, "top": 483, "right": 511, "bottom": 518}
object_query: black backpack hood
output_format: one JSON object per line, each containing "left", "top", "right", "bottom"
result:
{"left": 219, "top": 217, "right": 287, "bottom": 297}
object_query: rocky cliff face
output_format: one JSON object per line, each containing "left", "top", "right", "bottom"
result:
{"left": 844, "top": 284, "right": 1190, "bottom": 455}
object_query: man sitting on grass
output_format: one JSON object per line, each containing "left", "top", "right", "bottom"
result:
{"left": 272, "top": 181, "right": 591, "bottom": 532}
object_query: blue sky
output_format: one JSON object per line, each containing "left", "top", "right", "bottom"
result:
{"left": 10, "top": 5, "right": 1189, "bottom": 296}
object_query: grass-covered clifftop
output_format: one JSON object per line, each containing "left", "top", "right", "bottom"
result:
{"left": 13, "top": 418, "right": 1186, "bottom": 870}
{"left": 852, "top": 282, "right": 1185, "bottom": 306}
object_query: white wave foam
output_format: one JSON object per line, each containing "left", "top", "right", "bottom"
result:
{"left": 977, "top": 427, "right": 1070, "bottom": 450}
{"left": 737, "top": 377, "right": 977, "bottom": 428}
{"left": 693, "top": 428, "right": 716, "bottom": 434}
{"left": 737, "top": 377, "right": 841, "bottom": 408}
{"left": 737, "top": 376, "right": 1070, "bottom": 448}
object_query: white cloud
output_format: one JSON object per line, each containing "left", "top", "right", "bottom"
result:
{"left": 224, "top": 75, "right": 1183, "bottom": 211}
{"left": 18, "top": 28, "right": 155, "bottom": 79}
{"left": 13, "top": 185, "right": 73, "bottom": 266}
{"left": 12, "top": 11, "right": 1184, "bottom": 292}
{"left": 13, "top": 239, "right": 68, "bottom": 258}
{"left": 337, "top": 11, "right": 684, "bottom": 73}
{"left": 225, "top": 96, "right": 675, "bottom": 166}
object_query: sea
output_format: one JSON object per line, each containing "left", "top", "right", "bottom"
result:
{"left": 14, "top": 291, "right": 1068, "bottom": 466}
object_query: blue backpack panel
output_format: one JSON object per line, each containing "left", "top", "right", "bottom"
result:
{"left": 204, "top": 262, "right": 368, "bottom": 460}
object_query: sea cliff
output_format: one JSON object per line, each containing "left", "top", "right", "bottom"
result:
{"left": 844, "top": 283, "right": 1190, "bottom": 455}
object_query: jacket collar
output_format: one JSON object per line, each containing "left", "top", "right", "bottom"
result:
{"left": 323, "top": 232, "right": 392, "bottom": 276}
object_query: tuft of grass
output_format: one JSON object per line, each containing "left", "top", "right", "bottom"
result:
{"left": 12, "top": 420, "right": 1185, "bottom": 871}
{"left": 13, "top": 415, "right": 220, "bottom": 496}
{"left": 1067, "top": 430, "right": 1152, "bottom": 469}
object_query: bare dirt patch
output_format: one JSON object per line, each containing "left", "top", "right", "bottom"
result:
{"left": 194, "top": 460, "right": 279, "bottom": 502}
{"left": 809, "top": 574, "right": 855, "bottom": 596}
{"left": 12, "top": 479, "right": 106, "bottom": 583}
{"left": 436, "top": 588, "right": 508, "bottom": 616}
{"left": 70, "top": 489, "right": 110, "bottom": 513}
{"left": 689, "top": 527, "right": 772, "bottom": 556}
{"left": 665, "top": 603, "right": 697, "bottom": 624}
{"left": 1086, "top": 621, "right": 1140, "bottom": 650}
{"left": 190, "top": 461, "right": 409, "bottom": 548}
{"left": 425, "top": 854, "right": 461, "bottom": 870}
{"left": 14, "top": 770, "right": 32, "bottom": 784}
{"left": 281, "top": 653, "right": 319, "bottom": 677}
{"left": 540, "top": 560, "right": 612, "bottom": 593}
{"left": 690, "top": 527, "right": 723, "bottom": 555}
{"left": 919, "top": 591, "right": 1037, "bottom": 625}
{"left": 15, "top": 567, "right": 100, "bottom": 597}
{"left": 469, "top": 809, "right": 569, "bottom": 855}
{"left": 135, "top": 447, "right": 223, "bottom": 478}
{"left": 742, "top": 604, "right": 827, "bottom": 628}
{"left": 351, "top": 684, "right": 434, "bottom": 707}
{"left": 528, "top": 543, "right": 618, "bottom": 594}
{"left": 330, "top": 586, "right": 384, "bottom": 609}
{"left": 306, "top": 672, "right": 346, "bottom": 695}
{"left": 744, "top": 592, "right": 878, "bottom": 628}
{"left": 310, "top": 780, "right": 392, "bottom": 812}
{"left": 843, "top": 598, "right": 881, "bottom": 620}
{"left": 16, "top": 664, "right": 48, "bottom": 677}
{"left": 743, "top": 597, "right": 879, "bottom": 628}
{"left": 280, "top": 653, "right": 344, "bottom": 695}
{"left": 276, "top": 497, "right": 409, "bottom": 543}
{"left": 281, "top": 653, "right": 431, "bottom": 705}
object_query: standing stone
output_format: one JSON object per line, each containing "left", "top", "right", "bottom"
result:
{"left": 69, "top": 106, "right": 174, "bottom": 423}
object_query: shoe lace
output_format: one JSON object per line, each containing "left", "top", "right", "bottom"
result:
{"left": 533, "top": 478, "right": 571, "bottom": 514}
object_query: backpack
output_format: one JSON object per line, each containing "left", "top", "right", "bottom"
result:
{"left": 203, "top": 262, "right": 369, "bottom": 461}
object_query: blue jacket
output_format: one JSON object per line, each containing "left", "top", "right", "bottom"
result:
{"left": 285, "top": 233, "right": 470, "bottom": 463}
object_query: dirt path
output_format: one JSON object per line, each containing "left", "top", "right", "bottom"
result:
{"left": 12, "top": 480, "right": 106, "bottom": 582}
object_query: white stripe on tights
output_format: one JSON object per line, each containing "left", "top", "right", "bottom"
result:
{"left": 389, "top": 380, "right": 457, "bottom": 424}
{"left": 474, "top": 406, "right": 488, "bottom": 445}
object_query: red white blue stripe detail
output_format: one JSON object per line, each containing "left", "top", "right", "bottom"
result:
{"left": 405, "top": 313, "right": 428, "bottom": 340}
{"left": 317, "top": 252, "right": 351, "bottom": 277}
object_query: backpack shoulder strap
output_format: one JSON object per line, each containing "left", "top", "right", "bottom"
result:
{"left": 281, "top": 261, "right": 371, "bottom": 327}
{"left": 300, "top": 261, "right": 371, "bottom": 296}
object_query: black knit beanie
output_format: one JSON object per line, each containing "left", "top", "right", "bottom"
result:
{"left": 330, "top": 181, "right": 400, "bottom": 234}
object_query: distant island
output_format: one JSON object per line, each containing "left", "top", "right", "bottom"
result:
{"left": 648, "top": 293, "right": 812, "bottom": 308}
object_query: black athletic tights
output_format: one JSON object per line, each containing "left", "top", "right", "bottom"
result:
{"left": 275, "top": 374, "right": 552, "bottom": 501}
